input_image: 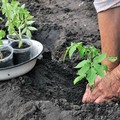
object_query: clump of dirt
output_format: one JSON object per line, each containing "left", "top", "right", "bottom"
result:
{"left": 0, "top": 0, "right": 120, "bottom": 120}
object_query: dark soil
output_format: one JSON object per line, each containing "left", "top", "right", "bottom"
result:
{"left": 10, "top": 41, "right": 30, "bottom": 49}
{"left": 1, "top": 50, "right": 11, "bottom": 58}
{"left": 0, "top": 0, "right": 120, "bottom": 120}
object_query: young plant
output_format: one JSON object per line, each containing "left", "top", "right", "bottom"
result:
{"left": 64, "top": 42, "right": 117, "bottom": 88}
{"left": 0, "top": 30, "right": 6, "bottom": 59}
{"left": 1, "top": 0, "right": 37, "bottom": 48}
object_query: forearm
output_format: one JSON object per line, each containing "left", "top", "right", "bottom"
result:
{"left": 98, "top": 7, "right": 120, "bottom": 71}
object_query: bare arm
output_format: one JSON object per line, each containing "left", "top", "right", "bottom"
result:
{"left": 98, "top": 7, "right": 120, "bottom": 71}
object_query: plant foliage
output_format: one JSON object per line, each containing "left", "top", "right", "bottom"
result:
{"left": 1, "top": 0, "right": 37, "bottom": 48}
{"left": 0, "top": 30, "right": 5, "bottom": 46}
{"left": 64, "top": 42, "right": 117, "bottom": 87}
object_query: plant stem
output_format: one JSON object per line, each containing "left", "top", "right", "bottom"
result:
{"left": 6, "top": 4, "right": 23, "bottom": 48}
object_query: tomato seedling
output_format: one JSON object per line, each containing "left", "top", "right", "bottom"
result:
{"left": 64, "top": 42, "right": 117, "bottom": 88}
{"left": 1, "top": 0, "right": 37, "bottom": 48}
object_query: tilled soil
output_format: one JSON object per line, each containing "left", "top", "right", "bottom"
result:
{"left": 0, "top": 0, "right": 120, "bottom": 120}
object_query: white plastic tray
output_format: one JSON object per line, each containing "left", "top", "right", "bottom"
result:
{"left": 0, "top": 40, "right": 43, "bottom": 81}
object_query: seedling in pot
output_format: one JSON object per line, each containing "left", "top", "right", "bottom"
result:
{"left": 64, "top": 42, "right": 117, "bottom": 89}
{"left": 1, "top": 0, "right": 37, "bottom": 48}
{"left": 0, "top": 29, "right": 13, "bottom": 68}
{"left": 0, "top": 30, "right": 5, "bottom": 59}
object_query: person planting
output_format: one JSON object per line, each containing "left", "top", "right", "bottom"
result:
{"left": 82, "top": 0, "right": 120, "bottom": 103}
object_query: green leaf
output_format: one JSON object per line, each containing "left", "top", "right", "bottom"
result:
{"left": 63, "top": 47, "right": 70, "bottom": 61}
{"left": 19, "top": 24, "right": 25, "bottom": 29}
{"left": 107, "top": 56, "right": 117, "bottom": 62}
{"left": 77, "top": 63, "right": 90, "bottom": 76}
{"left": 93, "top": 53, "right": 106, "bottom": 63}
{"left": 69, "top": 45, "right": 76, "bottom": 59}
{"left": 94, "top": 63, "right": 104, "bottom": 78}
{"left": 73, "top": 75, "right": 85, "bottom": 85}
{"left": 0, "top": 39, "right": 3, "bottom": 45}
{"left": 102, "top": 64, "right": 108, "bottom": 72}
{"left": 76, "top": 42, "right": 82, "bottom": 51}
{"left": 0, "top": 30, "right": 5, "bottom": 38}
{"left": 28, "top": 26, "right": 37, "bottom": 31}
{"left": 74, "top": 59, "right": 90, "bottom": 68}
{"left": 21, "top": 4, "right": 25, "bottom": 9}
{"left": 27, "top": 21, "right": 35, "bottom": 25}
{"left": 90, "top": 46, "right": 100, "bottom": 57}
{"left": 0, "top": 17, "right": 3, "bottom": 21}
{"left": 22, "top": 27, "right": 27, "bottom": 34}
{"left": 26, "top": 29, "right": 32, "bottom": 38}
{"left": 79, "top": 47, "right": 86, "bottom": 58}
{"left": 86, "top": 68, "right": 97, "bottom": 86}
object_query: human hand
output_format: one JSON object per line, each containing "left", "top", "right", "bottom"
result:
{"left": 82, "top": 69, "right": 120, "bottom": 103}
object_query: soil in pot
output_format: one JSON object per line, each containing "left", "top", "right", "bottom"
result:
{"left": 10, "top": 40, "right": 32, "bottom": 65}
{"left": 0, "top": 47, "right": 13, "bottom": 68}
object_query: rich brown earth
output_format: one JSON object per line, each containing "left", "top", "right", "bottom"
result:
{"left": 0, "top": 0, "right": 120, "bottom": 120}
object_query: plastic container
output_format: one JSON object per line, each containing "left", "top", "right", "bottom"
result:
{"left": 10, "top": 39, "right": 33, "bottom": 65}
{"left": 7, "top": 34, "right": 29, "bottom": 43}
{"left": 0, "top": 40, "right": 43, "bottom": 81}
{"left": 0, "top": 45, "right": 13, "bottom": 68}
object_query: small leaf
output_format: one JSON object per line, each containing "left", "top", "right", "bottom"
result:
{"left": 73, "top": 75, "right": 85, "bottom": 85}
{"left": 77, "top": 63, "right": 90, "bottom": 76}
{"left": 94, "top": 63, "right": 104, "bottom": 78}
{"left": 0, "top": 30, "right": 5, "bottom": 38}
{"left": 79, "top": 47, "right": 86, "bottom": 58}
{"left": 69, "top": 45, "right": 76, "bottom": 59}
{"left": 22, "top": 27, "right": 27, "bottom": 34}
{"left": 21, "top": 4, "right": 25, "bottom": 9}
{"left": 76, "top": 42, "right": 82, "bottom": 51}
{"left": 19, "top": 24, "right": 25, "bottom": 29}
{"left": 74, "top": 59, "right": 90, "bottom": 68}
{"left": 102, "top": 64, "right": 108, "bottom": 72}
{"left": 107, "top": 56, "right": 117, "bottom": 62}
{"left": 0, "top": 39, "right": 3, "bottom": 45}
{"left": 28, "top": 26, "right": 37, "bottom": 31}
{"left": 27, "top": 21, "right": 35, "bottom": 25}
{"left": 93, "top": 53, "right": 106, "bottom": 63}
{"left": 0, "top": 17, "right": 3, "bottom": 21}
{"left": 26, "top": 29, "right": 32, "bottom": 38}
{"left": 86, "top": 68, "right": 97, "bottom": 86}
{"left": 63, "top": 47, "right": 70, "bottom": 61}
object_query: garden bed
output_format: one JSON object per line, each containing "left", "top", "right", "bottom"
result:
{"left": 0, "top": 0, "right": 120, "bottom": 120}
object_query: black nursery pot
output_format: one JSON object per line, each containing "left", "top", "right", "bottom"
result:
{"left": 10, "top": 40, "right": 32, "bottom": 65}
{"left": 0, "top": 45, "right": 13, "bottom": 68}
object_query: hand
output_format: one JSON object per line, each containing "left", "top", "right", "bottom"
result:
{"left": 82, "top": 76, "right": 102, "bottom": 103}
{"left": 82, "top": 68, "right": 120, "bottom": 103}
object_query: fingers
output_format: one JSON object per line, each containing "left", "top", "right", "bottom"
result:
{"left": 95, "top": 96, "right": 112, "bottom": 104}
{"left": 82, "top": 84, "right": 91, "bottom": 103}
{"left": 95, "top": 76, "right": 101, "bottom": 85}
{"left": 91, "top": 88, "right": 103, "bottom": 101}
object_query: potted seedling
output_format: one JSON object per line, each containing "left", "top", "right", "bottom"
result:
{"left": 64, "top": 42, "right": 117, "bottom": 89}
{"left": 1, "top": 0, "right": 37, "bottom": 64}
{"left": 0, "top": 30, "right": 13, "bottom": 68}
